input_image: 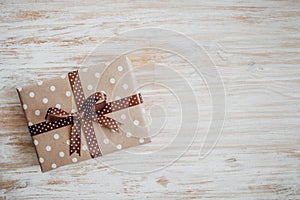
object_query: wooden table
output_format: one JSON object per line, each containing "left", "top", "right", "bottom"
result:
{"left": 1, "top": 1, "right": 299, "bottom": 199}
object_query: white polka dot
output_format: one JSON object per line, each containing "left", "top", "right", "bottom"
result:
{"left": 110, "top": 78, "right": 115, "bottom": 84}
{"left": 55, "top": 104, "right": 61, "bottom": 109}
{"left": 61, "top": 74, "right": 66, "bottom": 79}
{"left": 17, "top": 87, "right": 22, "bottom": 92}
{"left": 72, "top": 157, "right": 78, "bottom": 163}
{"left": 39, "top": 157, "right": 44, "bottom": 163}
{"left": 53, "top": 133, "right": 59, "bottom": 140}
{"left": 82, "top": 145, "right": 88, "bottom": 151}
{"left": 115, "top": 96, "right": 121, "bottom": 100}
{"left": 139, "top": 138, "right": 145, "bottom": 143}
{"left": 71, "top": 109, "right": 76, "bottom": 113}
{"left": 122, "top": 84, "right": 128, "bottom": 90}
{"left": 37, "top": 81, "right": 43, "bottom": 86}
{"left": 116, "top": 144, "right": 122, "bottom": 150}
{"left": 117, "top": 65, "right": 123, "bottom": 71}
{"left": 133, "top": 120, "right": 139, "bottom": 126}
{"left": 121, "top": 114, "right": 126, "bottom": 120}
{"left": 28, "top": 122, "right": 33, "bottom": 126}
{"left": 29, "top": 92, "right": 35, "bottom": 98}
{"left": 103, "top": 138, "right": 109, "bottom": 144}
{"left": 51, "top": 163, "right": 57, "bottom": 169}
{"left": 87, "top": 85, "right": 93, "bottom": 91}
{"left": 50, "top": 86, "right": 56, "bottom": 92}
{"left": 95, "top": 72, "right": 100, "bottom": 78}
{"left": 59, "top": 152, "right": 65, "bottom": 158}
{"left": 65, "top": 91, "right": 71, "bottom": 97}
{"left": 46, "top": 145, "right": 51, "bottom": 151}
{"left": 42, "top": 98, "right": 48, "bottom": 104}
{"left": 34, "top": 139, "right": 38, "bottom": 146}
{"left": 23, "top": 104, "right": 28, "bottom": 110}
{"left": 66, "top": 140, "right": 70, "bottom": 145}
{"left": 35, "top": 110, "right": 40, "bottom": 116}
{"left": 126, "top": 132, "right": 132, "bottom": 138}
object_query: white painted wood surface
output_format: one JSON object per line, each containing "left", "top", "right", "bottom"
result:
{"left": 1, "top": 0, "right": 299, "bottom": 199}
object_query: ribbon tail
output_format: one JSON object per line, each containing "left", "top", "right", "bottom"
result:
{"left": 97, "top": 115, "right": 121, "bottom": 133}
{"left": 70, "top": 118, "right": 81, "bottom": 156}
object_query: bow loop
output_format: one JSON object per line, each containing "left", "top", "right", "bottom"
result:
{"left": 43, "top": 91, "right": 121, "bottom": 155}
{"left": 45, "top": 107, "right": 71, "bottom": 122}
{"left": 80, "top": 91, "right": 107, "bottom": 114}
{"left": 97, "top": 115, "right": 121, "bottom": 132}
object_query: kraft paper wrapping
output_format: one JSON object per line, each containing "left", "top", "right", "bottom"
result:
{"left": 17, "top": 56, "right": 150, "bottom": 172}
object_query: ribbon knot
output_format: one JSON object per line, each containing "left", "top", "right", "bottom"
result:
{"left": 73, "top": 112, "right": 84, "bottom": 119}
{"left": 45, "top": 91, "right": 121, "bottom": 156}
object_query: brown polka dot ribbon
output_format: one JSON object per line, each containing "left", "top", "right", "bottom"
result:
{"left": 28, "top": 70, "right": 144, "bottom": 158}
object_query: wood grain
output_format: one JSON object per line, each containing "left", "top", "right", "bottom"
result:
{"left": 1, "top": 0, "right": 299, "bottom": 199}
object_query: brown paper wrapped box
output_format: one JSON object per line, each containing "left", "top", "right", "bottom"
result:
{"left": 16, "top": 56, "right": 150, "bottom": 172}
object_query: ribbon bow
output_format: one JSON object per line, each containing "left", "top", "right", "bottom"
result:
{"left": 45, "top": 91, "right": 121, "bottom": 156}
{"left": 28, "top": 70, "right": 143, "bottom": 158}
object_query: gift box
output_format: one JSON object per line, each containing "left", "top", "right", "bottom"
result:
{"left": 16, "top": 56, "right": 150, "bottom": 172}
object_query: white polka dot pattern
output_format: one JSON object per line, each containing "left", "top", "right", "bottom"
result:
{"left": 50, "top": 86, "right": 56, "bottom": 92}
{"left": 42, "top": 98, "right": 48, "bottom": 104}
{"left": 29, "top": 92, "right": 35, "bottom": 98}
{"left": 27, "top": 70, "right": 146, "bottom": 162}
{"left": 53, "top": 133, "right": 59, "bottom": 140}
{"left": 28, "top": 111, "right": 73, "bottom": 136}
{"left": 68, "top": 71, "right": 102, "bottom": 158}
{"left": 65, "top": 91, "right": 71, "bottom": 97}
{"left": 87, "top": 84, "right": 93, "bottom": 91}
{"left": 126, "top": 132, "right": 132, "bottom": 138}
{"left": 59, "top": 152, "right": 65, "bottom": 158}
{"left": 134, "top": 120, "right": 139, "bottom": 126}
{"left": 97, "top": 93, "right": 143, "bottom": 116}
{"left": 46, "top": 145, "right": 51, "bottom": 151}
{"left": 121, "top": 114, "right": 126, "bottom": 120}
{"left": 122, "top": 84, "right": 128, "bottom": 90}
{"left": 28, "top": 92, "right": 144, "bottom": 137}
{"left": 39, "top": 157, "right": 44, "bottom": 163}
{"left": 95, "top": 72, "right": 100, "bottom": 78}
{"left": 70, "top": 117, "right": 81, "bottom": 156}
{"left": 35, "top": 110, "right": 40, "bottom": 116}
{"left": 103, "top": 138, "right": 109, "bottom": 144}
{"left": 110, "top": 78, "right": 115, "bottom": 84}
{"left": 82, "top": 145, "right": 88, "bottom": 151}
{"left": 117, "top": 65, "right": 123, "bottom": 71}
{"left": 34, "top": 139, "right": 38, "bottom": 146}
{"left": 139, "top": 138, "right": 145, "bottom": 143}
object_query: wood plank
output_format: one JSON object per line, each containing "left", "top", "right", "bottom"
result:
{"left": 1, "top": 0, "right": 299, "bottom": 199}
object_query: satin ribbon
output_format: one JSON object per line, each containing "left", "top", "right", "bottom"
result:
{"left": 28, "top": 70, "right": 143, "bottom": 158}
